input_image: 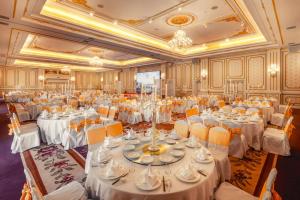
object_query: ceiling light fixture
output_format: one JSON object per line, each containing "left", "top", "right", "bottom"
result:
{"left": 113, "top": 20, "right": 118, "bottom": 25}
{"left": 168, "top": 30, "right": 193, "bottom": 50}
{"left": 225, "top": 38, "right": 230, "bottom": 42}
{"left": 89, "top": 11, "right": 94, "bottom": 17}
{"left": 148, "top": 19, "right": 153, "bottom": 24}
{"left": 89, "top": 56, "right": 103, "bottom": 66}
{"left": 178, "top": 7, "right": 182, "bottom": 11}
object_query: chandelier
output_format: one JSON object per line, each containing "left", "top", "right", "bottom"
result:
{"left": 168, "top": 30, "right": 192, "bottom": 49}
{"left": 89, "top": 56, "right": 103, "bottom": 66}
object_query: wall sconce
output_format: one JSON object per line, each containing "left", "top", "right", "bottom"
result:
{"left": 268, "top": 64, "right": 279, "bottom": 77}
{"left": 134, "top": 74, "right": 137, "bottom": 81}
{"left": 161, "top": 72, "right": 166, "bottom": 80}
{"left": 38, "top": 75, "right": 45, "bottom": 81}
{"left": 201, "top": 69, "right": 208, "bottom": 79}
{"left": 100, "top": 77, "right": 103, "bottom": 82}
{"left": 70, "top": 76, "right": 75, "bottom": 81}
{"left": 115, "top": 76, "right": 118, "bottom": 81}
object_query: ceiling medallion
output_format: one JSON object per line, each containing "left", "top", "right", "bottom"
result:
{"left": 166, "top": 14, "right": 195, "bottom": 27}
{"left": 168, "top": 30, "right": 193, "bottom": 50}
{"left": 89, "top": 56, "right": 103, "bottom": 66}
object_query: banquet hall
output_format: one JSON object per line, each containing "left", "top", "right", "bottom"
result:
{"left": 0, "top": 0, "right": 299, "bottom": 199}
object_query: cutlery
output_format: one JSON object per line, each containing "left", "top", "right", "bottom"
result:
{"left": 112, "top": 172, "right": 129, "bottom": 185}
{"left": 162, "top": 176, "right": 166, "bottom": 192}
{"left": 197, "top": 170, "right": 207, "bottom": 177}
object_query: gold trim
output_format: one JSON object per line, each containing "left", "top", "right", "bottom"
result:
{"left": 271, "top": 0, "right": 284, "bottom": 44}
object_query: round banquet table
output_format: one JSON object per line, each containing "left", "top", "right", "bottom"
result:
{"left": 199, "top": 114, "right": 264, "bottom": 150}
{"left": 232, "top": 104, "right": 274, "bottom": 126}
{"left": 37, "top": 116, "right": 69, "bottom": 144}
{"left": 85, "top": 137, "right": 219, "bottom": 200}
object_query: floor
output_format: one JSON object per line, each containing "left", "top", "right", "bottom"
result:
{"left": 0, "top": 101, "right": 299, "bottom": 199}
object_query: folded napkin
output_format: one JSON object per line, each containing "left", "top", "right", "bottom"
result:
{"left": 97, "top": 146, "right": 110, "bottom": 162}
{"left": 187, "top": 135, "right": 198, "bottom": 146}
{"left": 141, "top": 165, "right": 158, "bottom": 187}
{"left": 105, "top": 159, "right": 119, "bottom": 178}
{"left": 126, "top": 129, "right": 136, "bottom": 139}
{"left": 170, "top": 130, "right": 180, "bottom": 139}
{"left": 179, "top": 164, "right": 196, "bottom": 180}
{"left": 195, "top": 148, "right": 208, "bottom": 161}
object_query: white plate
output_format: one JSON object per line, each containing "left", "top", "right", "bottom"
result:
{"left": 193, "top": 155, "right": 214, "bottom": 164}
{"left": 169, "top": 150, "right": 184, "bottom": 157}
{"left": 100, "top": 167, "right": 128, "bottom": 180}
{"left": 173, "top": 143, "right": 185, "bottom": 150}
{"left": 128, "top": 139, "right": 141, "bottom": 145}
{"left": 127, "top": 151, "right": 141, "bottom": 159}
{"left": 159, "top": 155, "right": 174, "bottom": 163}
{"left": 175, "top": 171, "right": 201, "bottom": 183}
{"left": 135, "top": 177, "right": 161, "bottom": 191}
{"left": 140, "top": 136, "right": 151, "bottom": 142}
{"left": 185, "top": 142, "right": 200, "bottom": 148}
{"left": 106, "top": 141, "right": 121, "bottom": 148}
{"left": 165, "top": 139, "right": 176, "bottom": 144}
{"left": 123, "top": 144, "right": 135, "bottom": 151}
{"left": 140, "top": 156, "right": 154, "bottom": 164}
{"left": 125, "top": 135, "right": 137, "bottom": 140}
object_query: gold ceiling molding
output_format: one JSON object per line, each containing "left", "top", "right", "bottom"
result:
{"left": 213, "top": 14, "right": 240, "bottom": 23}
{"left": 13, "top": 59, "right": 105, "bottom": 72}
{"left": 39, "top": 0, "right": 266, "bottom": 56}
{"left": 70, "top": 0, "right": 91, "bottom": 9}
{"left": 20, "top": 34, "right": 155, "bottom": 67}
{"left": 166, "top": 13, "right": 195, "bottom": 27}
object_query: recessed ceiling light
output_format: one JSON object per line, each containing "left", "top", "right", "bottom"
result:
{"left": 149, "top": 19, "right": 153, "bottom": 24}
{"left": 225, "top": 38, "right": 230, "bottom": 42}
{"left": 286, "top": 26, "right": 296, "bottom": 30}
{"left": 211, "top": 6, "right": 218, "bottom": 10}
{"left": 178, "top": 7, "right": 182, "bottom": 11}
{"left": 240, "top": 22, "right": 245, "bottom": 27}
{"left": 113, "top": 20, "right": 118, "bottom": 25}
{"left": 89, "top": 11, "right": 94, "bottom": 17}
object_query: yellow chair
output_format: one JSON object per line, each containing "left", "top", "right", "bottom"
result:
{"left": 106, "top": 122, "right": 123, "bottom": 137}
{"left": 208, "top": 127, "right": 231, "bottom": 147}
{"left": 174, "top": 120, "right": 189, "bottom": 138}
{"left": 190, "top": 123, "right": 209, "bottom": 145}
{"left": 185, "top": 108, "right": 199, "bottom": 118}
{"left": 86, "top": 126, "right": 107, "bottom": 145}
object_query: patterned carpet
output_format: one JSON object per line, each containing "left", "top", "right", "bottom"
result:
{"left": 229, "top": 149, "right": 268, "bottom": 194}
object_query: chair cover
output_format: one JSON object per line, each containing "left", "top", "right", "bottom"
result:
{"left": 208, "top": 127, "right": 231, "bottom": 181}
{"left": 62, "top": 116, "right": 86, "bottom": 150}
{"left": 263, "top": 117, "right": 293, "bottom": 156}
{"left": 10, "top": 118, "right": 40, "bottom": 154}
{"left": 174, "top": 120, "right": 189, "bottom": 138}
{"left": 106, "top": 121, "right": 123, "bottom": 137}
{"left": 215, "top": 182, "right": 258, "bottom": 200}
{"left": 190, "top": 123, "right": 209, "bottom": 147}
{"left": 44, "top": 181, "right": 87, "bottom": 200}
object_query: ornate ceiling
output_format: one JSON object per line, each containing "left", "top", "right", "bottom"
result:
{"left": 0, "top": 0, "right": 289, "bottom": 71}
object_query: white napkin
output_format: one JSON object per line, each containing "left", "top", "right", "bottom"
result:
{"left": 180, "top": 164, "right": 196, "bottom": 180}
{"left": 195, "top": 148, "right": 208, "bottom": 161}
{"left": 105, "top": 159, "right": 119, "bottom": 178}
{"left": 126, "top": 129, "right": 136, "bottom": 139}
{"left": 141, "top": 165, "right": 158, "bottom": 187}
{"left": 170, "top": 130, "right": 180, "bottom": 139}
{"left": 97, "top": 146, "right": 110, "bottom": 162}
{"left": 188, "top": 135, "right": 198, "bottom": 146}
{"left": 104, "top": 136, "right": 113, "bottom": 147}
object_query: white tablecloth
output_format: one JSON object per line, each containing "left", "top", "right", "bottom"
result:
{"left": 200, "top": 114, "right": 264, "bottom": 150}
{"left": 85, "top": 139, "right": 219, "bottom": 200}
{"left": 37, "top": 117, "right": 69, "bottom": 144}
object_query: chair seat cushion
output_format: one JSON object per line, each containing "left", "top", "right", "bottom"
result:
{"left": 215, "top": 182, "right": 258, "bottom": 200}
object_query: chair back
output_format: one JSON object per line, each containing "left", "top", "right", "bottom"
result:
{"left": 259, "top": 168, "right": 278, "bottom": 200}
{"left": 106, "top": 122, "right": 123, "bottom": 137}
{"left": 186, "top": 108, "right": 199, "bottom": 118}
{"left": 86, "top": 126, "right": 106, "bottom": 145}
{"left": 108, "top": 107, "right": 117, "bottom": 120}
{"left": 208, "top": 127, "right": 231, "bottom": 147}
{"left": 283, "top": 116, "right": 294, "bottom": 138}
{"left": 97, "top": 106, "right": 109, "bottom": 118}
{"left": 174, "top": 120, "right": 189, "bottom": 138}
{"left": 190, "top": 123, "right": 209, "bottom": 142}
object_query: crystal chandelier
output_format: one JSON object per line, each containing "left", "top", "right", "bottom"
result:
{"left": 89, "top": 56, "right": 103, "bottom": 66}
{"left": 168, "top": 30, "right": 192, "bottom": 49}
